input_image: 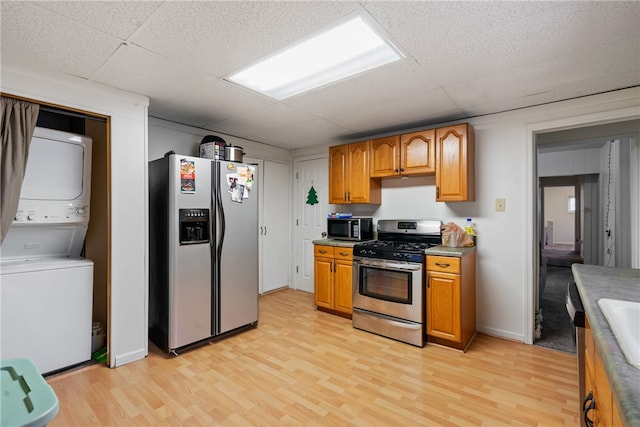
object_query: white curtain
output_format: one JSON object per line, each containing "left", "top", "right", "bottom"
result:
{"left": 0, "top": 96, "right": 40, "bottom": 244}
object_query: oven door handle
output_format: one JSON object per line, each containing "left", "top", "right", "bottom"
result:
{"left": 354, "top": 258, "right": 422, "bottom": 271}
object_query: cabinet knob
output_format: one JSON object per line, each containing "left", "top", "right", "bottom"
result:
{"left": 435, "top": 262, "right": 450, "bottom": 268}
{"left": 319, "top": 250, "right": 328, "bottom": 254}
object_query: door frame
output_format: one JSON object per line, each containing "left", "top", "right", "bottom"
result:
{"left": 525, "top": 106, "right": 640, "bottom": 344}
{"left": 1, "top": 93, "right": 113, "bottom": 364}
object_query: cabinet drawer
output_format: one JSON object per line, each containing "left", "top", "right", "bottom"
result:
{"left": 427, "top": 256, "right": 460, "bottom": 274}
{"left": 314, "top": 245, "right": 334, "bottom": 257}
{"left": 333, "top": 247, "right": 353, "bottom": 261}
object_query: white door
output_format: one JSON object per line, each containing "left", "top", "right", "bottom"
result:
{"left": 262, "top": 160, "right": 291, "bottom": 293}
{"left": 294, "top": 157, "right": 329, "bottom": 293}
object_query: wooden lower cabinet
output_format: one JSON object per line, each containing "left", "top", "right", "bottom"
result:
{"left": 583, "top": 316, "right": 623, "bottom": 426}
{"left": 314, "top": 245, "right": 353, "bottom": 317}
{"left": 426, "top": 250, "right": 476, "bottom": 351}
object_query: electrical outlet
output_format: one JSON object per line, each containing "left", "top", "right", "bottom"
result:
{"left": 496, "top": 198, "right": 506, "bottom": 212}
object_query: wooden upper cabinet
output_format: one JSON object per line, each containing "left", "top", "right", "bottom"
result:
{"left": 328, "top": 141, "right": 380, "bottom": 204}
{"left": 401, "top": 129, "right": 435, "bottom": 176}
{"left": 370, "top": 131, "right": 435, "bottom": 178}
{"left": 370, "top": 136, "right": 400, "bottom": 177}
{"left": 347, "top": 141, "right": 372, "bottom": 203}
{"left": 328, "top": 145, "right": 348, "bottom": 204}
{"left": 435, "top": 123, "right": 475, "bottom": 202}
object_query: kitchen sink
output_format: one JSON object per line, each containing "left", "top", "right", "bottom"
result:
{"left": 598, "top": 299, "right": 640, "bottom": 369}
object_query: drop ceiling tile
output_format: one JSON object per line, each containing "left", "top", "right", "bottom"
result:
{"left": 92, "top": 43, "right": 197, "bottom": 96}
{"left": 151, "top": 76, "right": 276, "bottom": 128}
{"left": 129, "top": 1, "right": 361, "bottom": 77}
{"left": 0, "top": 1, "right": 121, "bottom": 78}
{"left": 325, "top": 88, "right": 461, "bottom": 135}
{"left": 444, "top": 34, "right": 640, "bottom": 113}
{"left": 363, "top": 1, "right": 559, "bottom": 57}
{"left": 423, "top": 1, "right": 640, "bottom": 87}
{"left": 551, "top": 70, "right": 640, "bottom": 103}
{"left": 29, "top": 1, "right": 162, "bottom": 40}
{"left": 210, "top": 103, "right": 319, "bottom": 138}
{"left": 286, "top": 60, "right": 440, "bottom": 118}
{"left": 249, "top": 118, "right": 354, "bottom": 149}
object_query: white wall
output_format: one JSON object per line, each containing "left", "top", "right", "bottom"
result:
{"left": 538, "top": 147, "right": 601, "bottom": 176}
{"left": 292, "top": 87, "right": 640, "bottom": 343}
{"left": 1, "top": 65, "right": 150, "bottom": 367}
{"left": 148, "top": 117, "right": 290, "bottom": 163}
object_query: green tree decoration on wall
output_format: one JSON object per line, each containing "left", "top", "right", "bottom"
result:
{"left": 306, "top": 185, "right": 319, "bottom": 205}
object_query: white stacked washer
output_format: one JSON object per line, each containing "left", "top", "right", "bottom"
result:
{"left": 0, "top": 127, "right": 94, "bottom": 374}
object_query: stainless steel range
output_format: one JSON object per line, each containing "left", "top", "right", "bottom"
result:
{"left": 352, "top": 219, "right": 442, "bottom": 347}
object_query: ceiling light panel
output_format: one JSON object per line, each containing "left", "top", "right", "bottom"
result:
{"left": 227, "top": 15, "right": 403, "bottom": 100}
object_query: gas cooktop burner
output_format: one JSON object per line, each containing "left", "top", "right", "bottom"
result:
{"left": 353, "top": 219, "right": 442, "bottom": 262}
{"left": 353, "top": 240, "right": 439, "bottom": 262}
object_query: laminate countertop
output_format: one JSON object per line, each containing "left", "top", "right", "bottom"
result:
{"left": 424, "top": 245, "right": 476, "bottom": 257}
{"left": 311, "top": 239, "right": 370, "bottom": 248}
{"left": 571, "top": 264, "right": 640, "bottom": 426}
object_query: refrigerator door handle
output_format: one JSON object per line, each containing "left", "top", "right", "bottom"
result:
{"left": 216, "top": 176, "right": 225, "bottom": 262}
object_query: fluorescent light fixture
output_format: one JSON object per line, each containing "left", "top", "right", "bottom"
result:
{"left": 226, "top": 15, "right": 403, "bottom": 99}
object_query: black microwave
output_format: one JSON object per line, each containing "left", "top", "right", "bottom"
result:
{"left": 327, "top": 217, "right": 374, "bottom": 241}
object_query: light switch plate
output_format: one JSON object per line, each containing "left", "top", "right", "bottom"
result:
{"left": 496, "top": 198, "right": 506, "bottom": 212}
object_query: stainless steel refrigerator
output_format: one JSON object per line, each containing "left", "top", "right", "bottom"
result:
{"left": 149, "top": 154, "right": 258, "bottom": 354}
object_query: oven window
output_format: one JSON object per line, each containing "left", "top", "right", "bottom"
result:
{"left": 359, "top": 266, "right": 412, "bottom": 304}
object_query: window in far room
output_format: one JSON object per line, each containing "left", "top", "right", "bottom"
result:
{"left": 567, "top": 196, "right": 576, "bottom": 213}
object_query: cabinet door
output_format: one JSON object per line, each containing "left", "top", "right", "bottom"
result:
{"left": 426, "top": 271, "right": 461, "bottom": 342}
{"left": 314, "top": 255, "right": 333, "bottom": 309}
{"left": 584, "top": 366, "right": 598, "bottom": 427}
{"left": 348, "top": 141, "right": 375, "bottom": 203}
{"left": 400, "top": 130, "right": 435, "bottom": 175}
{"left": 435, "top": 124, "right": 475, "bottom": 202}
{"left": 328, "top": 144, "right": 348, "bottom": 204}
{"left": 370, "top": 136, "right": 399, "bottom": 177}
{"left": 333, "top": 258, "right": 353, "bottom": 314}
{"left": 595, "top": 349, "right": 614, "bottom": 427}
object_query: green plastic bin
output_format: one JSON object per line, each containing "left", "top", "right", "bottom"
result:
{"left": 1, "top": 359, "right": 59, "bottom": 427}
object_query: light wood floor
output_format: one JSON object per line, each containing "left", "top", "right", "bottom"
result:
{"left": 47, "top": 289, "right": 578, "bottom": 426}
